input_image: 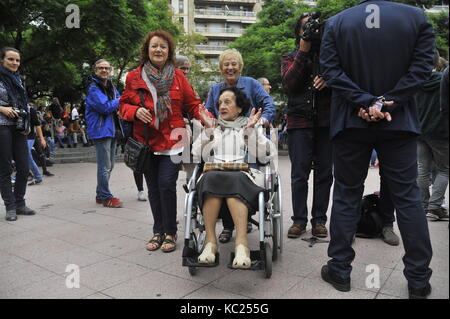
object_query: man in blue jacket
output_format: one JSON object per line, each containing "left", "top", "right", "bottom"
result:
{"left": 319, "top": 0, "right": 435, "bottom": 298}
{"left": 86, "top": 59, "right": 123, "bottom": 208}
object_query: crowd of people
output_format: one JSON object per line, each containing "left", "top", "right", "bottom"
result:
{"left": 0, "top": 0, "right": 448, "bottom": 299}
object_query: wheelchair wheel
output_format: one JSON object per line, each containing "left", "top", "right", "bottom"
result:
{"left": 264, "top": 242, "right": 272, "bottom": 278}
{"left": 272, "top": 216, "right": 279, "bottom": 261}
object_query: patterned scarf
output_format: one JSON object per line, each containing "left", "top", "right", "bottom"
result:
{"left": 0, "top": 65, "right": 28, "bottom": 110}
{"left": 218, "top": 115, "right": 248, "bottom": 130}
{"left": 143, "top": 61, "right": 175, "bottom": 123}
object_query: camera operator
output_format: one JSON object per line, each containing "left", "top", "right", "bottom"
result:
{"left": 0, "top": 47, "right": 36, "bottom": 221}
{"left": 281, "top": 12, "right": 333, "bottom": 239}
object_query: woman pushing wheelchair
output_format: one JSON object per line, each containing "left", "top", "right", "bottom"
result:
{"left": 195, "top": 86, "right": 277, "bottom": 269}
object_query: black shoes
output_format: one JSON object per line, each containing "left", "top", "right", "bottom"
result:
{"left": 321, "top": 265, "right": 351, "bottom": 292}
{"left": 5, "top": 210, "right": 17, "bottom": 221}
{"left": 408, "top": 283, "right": 431, "bottom": 299}
{"left": 5, "top": 206, "right": 36, "bottom": 221}
{"left": 16, "top": 206, "right": 36, "bottom": 216}
{"left": 43, "top": 171, "right": 54, "bottom": 177}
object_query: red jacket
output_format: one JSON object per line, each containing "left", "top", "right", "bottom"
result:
{"left": 120, "top": 66, "right": 202, "bottom": 152}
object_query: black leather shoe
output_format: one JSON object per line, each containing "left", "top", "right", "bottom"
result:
{"left": 409, "top": 283, "right": 431, "bottom": 299}
{"left": 16, "top": 206, "right": 36, "bottom": 216}
{"left": 321, "top": 265, "right": 351, "bottom": 292}
{"left": 5, "top": 210, "right": 17, "bottom": 221}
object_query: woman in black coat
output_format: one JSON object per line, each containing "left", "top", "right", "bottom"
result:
{"left": 0, "top": 47, "right": 36, "bottom": 221}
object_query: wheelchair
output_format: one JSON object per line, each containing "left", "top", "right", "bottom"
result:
{"left": 181, "top": 159, "right": 283, "bottom": 278}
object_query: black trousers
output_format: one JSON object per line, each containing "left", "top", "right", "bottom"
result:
{"left": 379, "top": 173, "right": 396, "bottom": 227}
{"left": 287, "top": 127, "right": 333, "bottom": 226}
{"left": 328, "top": 128, "right": 432, "bottom": 289}
{"left": 144, "top": 153, "right": 180, "bottom": 236}
{"left": 0, "top": 125, "right": 29, "bottom": 211}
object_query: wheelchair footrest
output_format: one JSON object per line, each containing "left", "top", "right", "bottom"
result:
{"left": 182, "top": 246, "right": 220, "bottom": 268}
{"left": 227, "top": 250, "right": 264, "bottom": 271}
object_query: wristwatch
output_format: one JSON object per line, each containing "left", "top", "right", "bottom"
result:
{"left": 371, "top": 96, "right": 385, "bottom": 112}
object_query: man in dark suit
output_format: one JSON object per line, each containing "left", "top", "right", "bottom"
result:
{"left": 319, "top": 0, "right": 435, "bottom": 298}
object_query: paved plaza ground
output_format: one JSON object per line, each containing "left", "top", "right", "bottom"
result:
{"left": 0, "top": 156, "right": 448, "bottom": 299}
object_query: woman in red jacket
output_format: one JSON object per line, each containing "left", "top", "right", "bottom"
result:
{"left": 120, "top": 30, "right": 204, "bottom": 253}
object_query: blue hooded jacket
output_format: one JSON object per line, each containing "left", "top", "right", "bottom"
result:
{"left": 85, "top": 76, "right": 121, "bottom": 140}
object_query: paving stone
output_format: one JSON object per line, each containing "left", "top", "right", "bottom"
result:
{"left": 3, "top": 275, "right": 95, "bottom": 299}
{"left": 83, "top": 292, "right": 114, "bottom": 299}
{"left": 282, "top": 277, "right": 377, "bottom": 299}
{"left": 3, "top": 159, "right": 446, "bottom": 299}
{"left": 101, "top": 270, "right": 203, "bottom": 299}
{"left": 77, "top": 258, "right": 150, "bottom": 291}
{"left": 182, "top": 284, "right": 250, "bottom": 299}
{"left": 159, "top": 246, "right": 235, "bottom": 285}
{"left": 117, "top": 246, "right": 182, "bottom": 271}
{"left": 88, "top": 235, "right": 145, "bottom": 257}
{"left": 211, "top": 269, "right": 303, "bottom": 299}
{"left": 31, "top": 246, "right": 111, "bottom": 275}
{"left": 0, "top": 259, "right": 56, "bottom": 294}
{"left": 9, "top": 238, "right": 80, "bottom": 262}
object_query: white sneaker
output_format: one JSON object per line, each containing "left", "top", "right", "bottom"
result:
{"left": 137, "top": 191, "right": 147, "bottom": 201}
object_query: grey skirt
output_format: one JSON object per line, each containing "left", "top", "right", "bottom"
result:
{"left": 197, "top": 170, "right": 265, "bottom": 215}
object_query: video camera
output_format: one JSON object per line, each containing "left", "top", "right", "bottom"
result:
{"left": 12, "top": 107, "right": 29, "bottom": 133}
{"left": 301, "top": 11, "right": 323, "bottom": 51}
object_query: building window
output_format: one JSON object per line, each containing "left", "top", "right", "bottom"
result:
{"left": 179, "top": 0, "right": 184, "bottom": 14}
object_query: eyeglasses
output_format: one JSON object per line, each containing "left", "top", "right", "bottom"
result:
{"left": 179, "top": 67, "right": 190, "bottom": 71}
{"left": 96, "top": 66, "right": 111, "bottom": 71}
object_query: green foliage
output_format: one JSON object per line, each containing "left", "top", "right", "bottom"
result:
{"left": 316, "top": 0, "right": 359, "bottom": 19}
{"left": 230, "top": 0, "right": 311, "bottom": 94}
{"left": 0, "top": 0, "right": 180, "bottom": 103}
{"left": 427, "top": 11, "right": 449, "bottom": 59}
{"left": 229, "top": 0, "right": 449, "bottom": 96}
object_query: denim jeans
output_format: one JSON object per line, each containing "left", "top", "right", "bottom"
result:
{"left": 417, "top": 138, "right": 449, "bottom": 211}
{"left": 27, "top": 139, "right": 43, "bottom": 181}
{"left": 93, "top": 137, "right": 117, "bottom": 201}
{"left": 0, "top": 126, "right": 29, "bottom": 211}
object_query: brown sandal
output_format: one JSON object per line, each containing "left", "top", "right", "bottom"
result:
{"left": 146, "top": 233, "right": 165, "bottom": 251}
{"left": 161, "top": 234, "right": 177, "bottom": 253}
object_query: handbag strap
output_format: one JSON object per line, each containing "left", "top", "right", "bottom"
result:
{"left": 137, "top": 89, "right": 150, "bottom": 145}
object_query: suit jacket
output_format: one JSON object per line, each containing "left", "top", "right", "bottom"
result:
{"left": 319, "top": 0, "right": 435, "bottom": 139}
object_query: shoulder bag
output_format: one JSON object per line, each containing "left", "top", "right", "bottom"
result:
{"left": 124, "top": 89, "right": 152, "bottom": 174}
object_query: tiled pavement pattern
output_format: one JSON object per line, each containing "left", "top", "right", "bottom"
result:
{"left": 0, "top": 157, "right": 448, "bottom": 299}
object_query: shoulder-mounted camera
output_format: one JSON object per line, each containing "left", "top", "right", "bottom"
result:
{"left": 301, "top": 11, "right": 323, "bottom": 51}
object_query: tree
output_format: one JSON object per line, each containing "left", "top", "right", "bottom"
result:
{"left": 0, "top": 0, "right": 180, "bottom": 103}
{"left": 427, "top": 11, "right": 449, "bottom": 59}
{"left": 230, "top": 0, "right": 312, "bottom": 97}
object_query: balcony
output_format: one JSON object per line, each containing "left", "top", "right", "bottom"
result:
{"left": 195, "top": 0, "right": 259, "bottom": 4}
{"left": 195, "top": 26, "right": 243, "bottom": 38}
{"left": 195, "top": 44, "right": 227, "bottom": 55}
{"left": 194, "top": 9, "right": 257, "bottom": 23}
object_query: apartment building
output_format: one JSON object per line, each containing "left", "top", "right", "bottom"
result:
{"left": 171, "top": 0, "right": 264, "bottom": 65}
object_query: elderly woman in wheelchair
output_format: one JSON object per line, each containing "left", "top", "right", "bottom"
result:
{"left": 194, "top": 86, "right": 277, "bottom": 269}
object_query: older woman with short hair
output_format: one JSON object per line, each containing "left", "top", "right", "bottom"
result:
{"left": 204, "top": 48, "right": 276, "bottom": 243}
{"left": 194, "top": 86, "right": 277, "bottom": 269}
{"left": 120, "top": 30, "right": 206, "bottom": 253}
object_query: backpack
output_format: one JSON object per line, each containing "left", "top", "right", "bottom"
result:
{"left": 356, "top": 193, "right": 383, "bottom": 238}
